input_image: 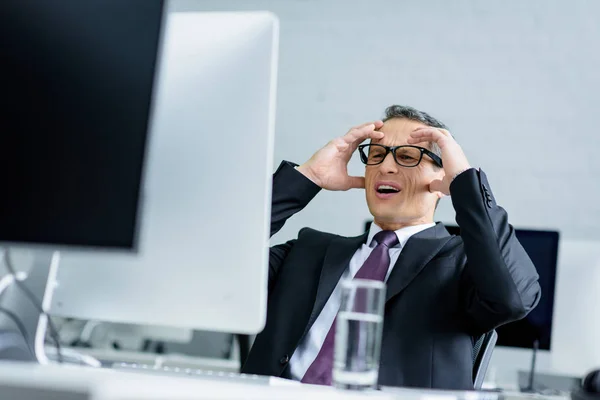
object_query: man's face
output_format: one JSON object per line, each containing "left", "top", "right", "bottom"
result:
{"left": 364, "top": 118, "right": 445, "bottom": 227}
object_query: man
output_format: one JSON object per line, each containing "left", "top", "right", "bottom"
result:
{"left": 241, "top": 105, "right": 541, "bottom": 390}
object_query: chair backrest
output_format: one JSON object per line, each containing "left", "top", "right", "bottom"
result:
{"left": 472, "top": 330, "right": 498, "bottom": 389}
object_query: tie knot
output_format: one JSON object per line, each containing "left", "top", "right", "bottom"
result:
{"left": 373, "top": 230, "right": 399, "bottom": 248}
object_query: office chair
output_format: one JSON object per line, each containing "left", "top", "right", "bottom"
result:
{"left": 472, "top": 330, "right": 498, "bottom": 389}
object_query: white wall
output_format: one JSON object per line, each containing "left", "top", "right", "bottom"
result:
{"left": 173, "top": 0, "right": 600, "bottom": 386}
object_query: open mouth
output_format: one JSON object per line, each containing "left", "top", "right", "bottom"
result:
{"left": 375, "top": 182, "right": 401, "bottom": 199}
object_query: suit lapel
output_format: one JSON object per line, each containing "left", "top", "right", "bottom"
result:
{"left": 300, "top": 223, "right": 452, "bottom": 338}
{"left": 385, "top": 223, "right": 452, "bottom": 302}
{"left": 302, "top": 232, "right": 368, "bottom": 337}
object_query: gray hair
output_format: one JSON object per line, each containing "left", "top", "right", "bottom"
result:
{"left": 382, "top": 105, "right": 448, "bottom": 169}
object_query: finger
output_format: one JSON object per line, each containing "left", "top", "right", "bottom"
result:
{"left": 413, "top": 127, "right": 452, "bottom": 137}
{"left": 344, "top": 124, "right": 384, "bottom": 145}
{"left": 407, "top": 128, "right": 447, "bottom": 144}
{"left": 347, "top": 176, "right": 365, "bottom": 189}
{"left": 438, "top": 128, "right": 452, "bottom": 137}
{"left": 429, "top": 179, "right": 449, "bottom": 195}
{"left": 406, "top": 135, "right": 445, "bottom": 146}
{"left": 405, "top": 136, "right": 432, "bottom": 146}
{"left": 410, "top": 127, "right": 445, "bottom": 137}
{"left": 411, "top": 127, "right": 453, "bottom": 141}
{"left": 353, "top": 120, "right": 384, "bottom": 130}
{"left": 348, "top": 121, "right": 384, "bottom": 139}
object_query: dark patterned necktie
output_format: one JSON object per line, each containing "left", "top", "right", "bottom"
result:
{"left": 300, "top": 230, "right": 399, "bottom": 385}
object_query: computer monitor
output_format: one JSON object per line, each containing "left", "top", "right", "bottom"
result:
{"left": 0, "top": 0, "right": 165, "bottom": 363}
{"left": 365, "top": 221, "right": 559, "bottom": 350}
{"left": 0, "top": 0, "right": 165, "bottom": 250}
{"left": 443, "top": 225, "right": 558, "bottom": 350}
{"left": 49, "top": 10, "right": 279, "bottom": 335}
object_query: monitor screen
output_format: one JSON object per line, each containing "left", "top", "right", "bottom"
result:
{"left": 365, "top": 221, "right": 558, "bottom": 350}
{"left": 443, "top": 225, "right": 558, "bottom": 350}
{"left": 0, "top": 0, "right": 164, "bottom": 249}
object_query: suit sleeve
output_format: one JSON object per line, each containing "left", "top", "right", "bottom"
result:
{"left": 450, "top": 169, "right": 542, "bottom": 335}
{"left": 268, "top": 161, "right": 321, "bottom": 289}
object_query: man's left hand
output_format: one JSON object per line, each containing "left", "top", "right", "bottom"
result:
{"left": 407, "top": 127, "right": 471, "bottom": 196}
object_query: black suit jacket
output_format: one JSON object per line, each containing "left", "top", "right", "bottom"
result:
{"left": 242, "top": 161, "right": 541, "bottom": 390}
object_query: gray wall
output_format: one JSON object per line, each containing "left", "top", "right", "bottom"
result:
{"left": 174, "top": 0, "right": 600, "bottom": 387}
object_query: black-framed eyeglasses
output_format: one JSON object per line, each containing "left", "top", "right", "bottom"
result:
{"left": 358, "top": 144, "right": 443, "bottom": 168}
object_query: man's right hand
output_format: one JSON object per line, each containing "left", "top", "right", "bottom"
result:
{"left": 297, "top": 121, "right": 384, "bottom": 191}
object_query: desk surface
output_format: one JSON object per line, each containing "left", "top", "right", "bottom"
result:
{"left": 67, "top": 346, "right": 240, "bottom": 372}
{"left": 0, "top": 362, "right": 569, "bottom": 400}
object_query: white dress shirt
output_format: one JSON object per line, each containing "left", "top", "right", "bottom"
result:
{"left": 289, "top": 221, "right": 435, "bottom": 380}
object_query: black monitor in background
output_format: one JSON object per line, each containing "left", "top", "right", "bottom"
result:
{"left": 0, "top": 0, "right": 165, "bottom": 249}
{"left": 444, "top": 225, "right": 558, "bottom": 350}
{"left": 365, "top": 221, "right": 558, "bottom": 350}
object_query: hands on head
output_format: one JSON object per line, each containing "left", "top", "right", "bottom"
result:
{"left": 407, "top": 127, "right": 471, "bottom": 195}
{"left": 297, "top": 120, "right": 471, "bottom": 196}
{"left": 297, "top": 121, "right": 384, "bottom": 191}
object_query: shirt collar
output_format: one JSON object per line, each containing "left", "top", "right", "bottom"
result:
{"left": 367, "top": 221, "right": 436, "bottom": 249}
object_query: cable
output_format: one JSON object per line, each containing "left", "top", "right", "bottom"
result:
{"left": 2, "top": 249, "right": 63, "bottom": 363}
{"left": 0, "top": 306, "right": 35, "bottom": 358}
{"left": 0, "top": 274, "right": 17, "bottom": 297}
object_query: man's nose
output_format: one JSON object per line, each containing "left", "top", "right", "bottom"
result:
{"left": 378, "top": 152, "right": 399, "bottom": 174}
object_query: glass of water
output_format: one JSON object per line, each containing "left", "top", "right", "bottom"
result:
{"left": 333, "top": 279, "right": 386, "bottom": 390}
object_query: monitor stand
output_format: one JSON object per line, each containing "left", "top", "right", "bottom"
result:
{"left": 0, "top": 250, "right": 60, "bottom": 364}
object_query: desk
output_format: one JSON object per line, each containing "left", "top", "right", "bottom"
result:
{"left": 63, "top": 346, "right": 240, "bottom": 372}
{"left": 0, "top": 362, "right": 570, "bottom": 400}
